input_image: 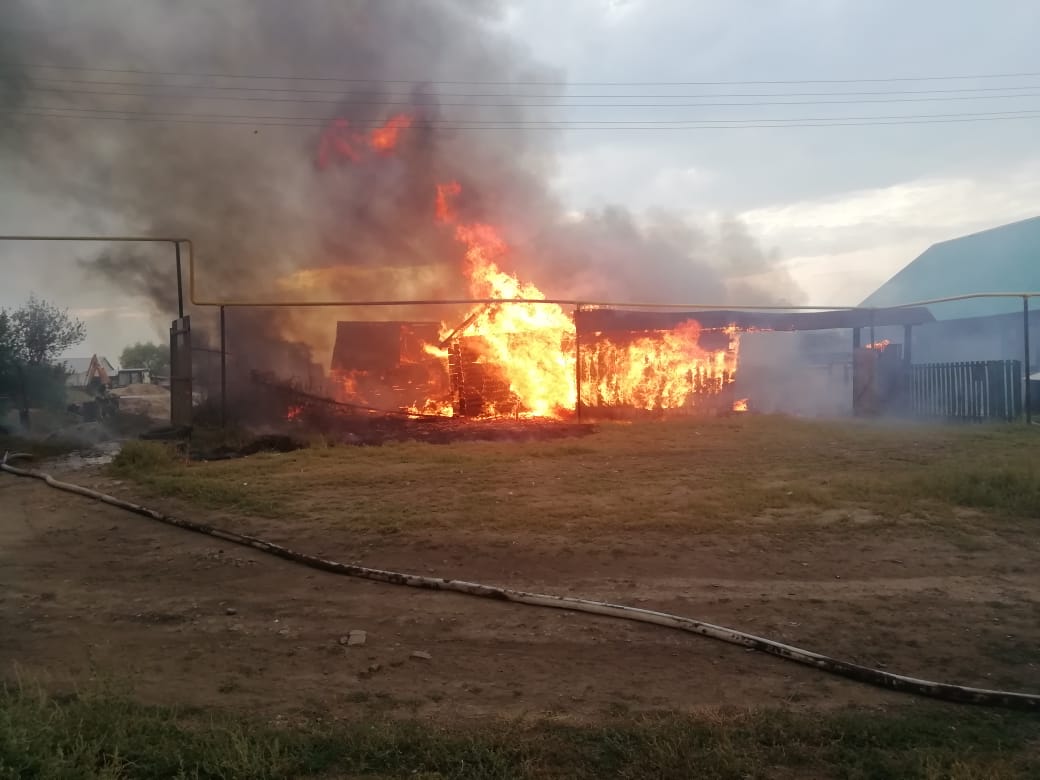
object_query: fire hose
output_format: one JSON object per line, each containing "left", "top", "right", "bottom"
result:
{"left": 3, "top": 452, "right": 1039, "bottom": 712}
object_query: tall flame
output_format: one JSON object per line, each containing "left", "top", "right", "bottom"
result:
{"left": 308, "top": 127, "right": 743, "bottom": 418}
{"left": 436, "top": 182, "right": 576, "bottom": 417}
{"left": 432, "top": 183, "right": 739, "bottom": 418}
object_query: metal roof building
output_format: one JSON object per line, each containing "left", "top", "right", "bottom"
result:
{"left": 860, "top": 216, "right": 1040, "bottom": 320}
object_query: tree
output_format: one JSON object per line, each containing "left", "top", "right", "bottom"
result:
{"left": 0, "top": 309, "right": 16, "bottom": 400}
{"left": 10, "top": 294, "right": 86, "bottom": 366}
{"left": 119, "top": 341, "right": 170, "bottom": 377}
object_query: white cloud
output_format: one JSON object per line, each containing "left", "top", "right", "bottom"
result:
{"left": 602, "top": 0, "right": 641, "bottom": 23}
{"left": 742, "top": 162, "right": 1040, "bottom": 304}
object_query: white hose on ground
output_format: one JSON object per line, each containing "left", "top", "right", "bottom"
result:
{"left": 3, "top": 451, "right": 1039, "bottom": 712}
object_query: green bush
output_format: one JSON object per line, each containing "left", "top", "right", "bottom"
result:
{"left": 110, "top": 440, "right": 177, "bottom": 474}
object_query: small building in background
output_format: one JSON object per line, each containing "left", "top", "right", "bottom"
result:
{"left": 860, "top": 216, "right": 1040, "bottom": 365}
{"left": 858, "top": 216, "right": 1040, "bottom": 419}
{"left": 61, "top": 355, "right": 116, "bottom": 388}
{"left": 115, "top": 367, "right": 151, "bottom": 387}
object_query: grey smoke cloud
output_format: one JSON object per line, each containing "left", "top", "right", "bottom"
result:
{"left": 0, "top": 0, "right": 800, "bottom": 379}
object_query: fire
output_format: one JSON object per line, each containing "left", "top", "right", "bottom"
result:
{"left": 733, "top": 398, "right": 749, "bottom": 412}
{"left": 370, "top": 114, "right": 414, "bottom": 153}
{"left": 406, "top": 399, "right": 455, "bottom": 418}
{"left": 866, "top": 339, "right": 891, "bottom": 351}
{"left": 311, "top": 128, "right": 743, "bottom": 418}
{"left": 435, "top": 181, "right": 461, "bottom": 222}
{"left": 332, "top": 371, "right": 366, "bottom": 404}
{"left": 286, "top": 404, "right": 303, "bottom": 421}
{"left": 429, "top": 183, "right": 739, "bottom": 417}
{"left": 435, "top": 182, "right": 577, "bottom": 418}
{"left": 582, "top": 321, "right": 739, "bottom": 411}
{"left": 317, "top": 114, "right": 413, "bottom": 168}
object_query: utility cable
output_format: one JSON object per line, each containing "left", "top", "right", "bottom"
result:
{"left": 4, "top": 60, "right": 1040, "bottom": 86}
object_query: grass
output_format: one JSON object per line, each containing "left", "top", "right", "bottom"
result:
{"left": 2, "top": 682, "right": 1038, "bottom": 779}
{"left": 109, "top": 441, "right": 284, "bottom": 516}
{"left": 107, "top": 417, "right": 1040, "bottom": 534}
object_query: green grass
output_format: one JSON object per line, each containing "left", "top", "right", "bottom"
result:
{"left": 110, "top": 440, "right": 178, "bottom": 472}
{"left": 107, "top": 417, "right": 1040, "bottom": 534}
{"left": 922, "top": 466, "right": 1040, "bottom": 517}
{"left": 2, "top": 682, "right": 1037, "bottom": 779}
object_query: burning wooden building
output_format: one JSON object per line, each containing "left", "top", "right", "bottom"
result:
{"left": 330, "top": 321, "right": 448, "bottom": 412}
{"left": 332, "top": 306, "right": 742, "bottom": 419}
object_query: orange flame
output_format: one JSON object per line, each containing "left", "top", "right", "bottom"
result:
{"left": 436, "top": 182, "right": 577, "bottom": 417}
{"left": 312, "top": 143, "right": 743, "bottom": 416}
{"left": 733, "top": 397, "right": 749, "bottom": 412}
{"left": 866, "top": 339, "right": 891, "bottom": 351}
{"left": 406, "top": 399, "right": 455, "bottom": 417}
{"left": 370, "top": 113, "right": 414, "bottom": 153}
{"left": 427, "top": 183, "right": 740, "bottom": 418}
{"left": 583, "top": 322, "right": 739, "bottom": 411}
{"left": 317, "top": 114, "right": 414, "bottom": 168}
{"left": 435, "top": 181, "right": 462, "bottom": 223}
{"left": 286, "top": 404, "right": 303, "bottom": 421}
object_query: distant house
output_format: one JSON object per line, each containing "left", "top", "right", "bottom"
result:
{"left": 61, "top": 355, "right": 116, "bottom": 387}
{"left": 860, "top": 216, "right": 1040, "bottom": 365}
{"left": 115, "top": 367, "right": 151, "bottom": 387}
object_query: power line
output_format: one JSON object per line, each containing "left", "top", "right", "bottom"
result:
{"left": 19, "top": 84, "right": 1040, "bottom": 107}
{"left": 7, "top": 108, "right": 1040, "bottom": 131}
{"left": 20, "top": 75, "right": 1040, "bottom": 99}
{"left": 4, "top": 60, "right": 1040, "bottom": 86}
{"left": 16, "top": 103, "right": 1040, "bottom": 126}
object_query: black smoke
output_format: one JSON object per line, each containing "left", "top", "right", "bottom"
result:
{"left": 0, "top": 0, "right": 802, "bottom": 385}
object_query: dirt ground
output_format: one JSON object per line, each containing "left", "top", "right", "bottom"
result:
{"left": 3, "top": 455, "right": 1039, "bottom": 727}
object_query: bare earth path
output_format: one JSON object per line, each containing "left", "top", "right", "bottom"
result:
{"left": 4, "top": 466, "right": 1038, "bottom": 725}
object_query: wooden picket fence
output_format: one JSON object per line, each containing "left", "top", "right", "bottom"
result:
{"left": 909, "top": 360, "right": 1021, "bottom": 422}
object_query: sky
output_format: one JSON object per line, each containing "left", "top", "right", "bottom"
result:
{"left": 1, "top": 0, "right": 1039, "bottom": 361}
{"left": 500, "top": 0, "right": 1040, "bottom": 302}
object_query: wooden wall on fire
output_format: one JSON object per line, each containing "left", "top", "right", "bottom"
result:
{"left": 332, "top": 321, "right": 440, "bottom": 372}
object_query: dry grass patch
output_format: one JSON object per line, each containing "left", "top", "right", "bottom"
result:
{"left": 109, "top": 416, "right": 1040, "bottom": 534}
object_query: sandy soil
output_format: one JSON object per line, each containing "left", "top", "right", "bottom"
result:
{"left": 110, "top": 383, "right": 171, "bottom": 420}
{"left": 2, "top": 466, "right": 1038, "bottom": 725}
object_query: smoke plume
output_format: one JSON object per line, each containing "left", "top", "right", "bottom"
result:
{"left": 0, "top": 0, "right": 802, "bottom": 382}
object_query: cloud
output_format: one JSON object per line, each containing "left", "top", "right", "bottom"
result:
{"left": 503, "top": 0, "right": 1040, "bottom": 311}
{"left": 742, "top": 162, "right": 1040, "bottom": 303}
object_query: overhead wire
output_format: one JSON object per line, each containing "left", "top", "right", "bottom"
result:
{"left": 17, "top": 75, "right": 1040, "bottom": 99}
{"left": 15, "top": 84, "right": 1040, "bottom": 107}
{"left": 7, "top": 61, "right": 1040, "bottom": 133}
{"left": 7, "top": 108, "right": 1040, "bottom": 131}
{"left": 16, "top": 103, "right": 1040, "bottom": 124}
{"left": 4, "top": 59, "right": 1040, "bottom": 86}
{"left": 9, "top": 104, "right": 1040, "bottom": 128}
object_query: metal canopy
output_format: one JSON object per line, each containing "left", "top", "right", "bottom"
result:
{"left": 575, "top": 306, "right": 935, "bottom": 334}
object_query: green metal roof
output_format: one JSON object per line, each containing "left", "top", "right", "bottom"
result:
{"left": 860, "top": 216, "right": 1040, "bottom": 320}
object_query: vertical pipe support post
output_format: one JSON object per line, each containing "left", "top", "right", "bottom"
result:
{"left": 174, "top": 242, "right": 184, "bottom": 320}
{"left": 220, "top": 305, "right": 228, "bottom": 428}
{"left": 574, "top": 303, "right": 583, "bottom": 423}
{"left": 1024, "top": 296, "right": 1032, "bottom": 424}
